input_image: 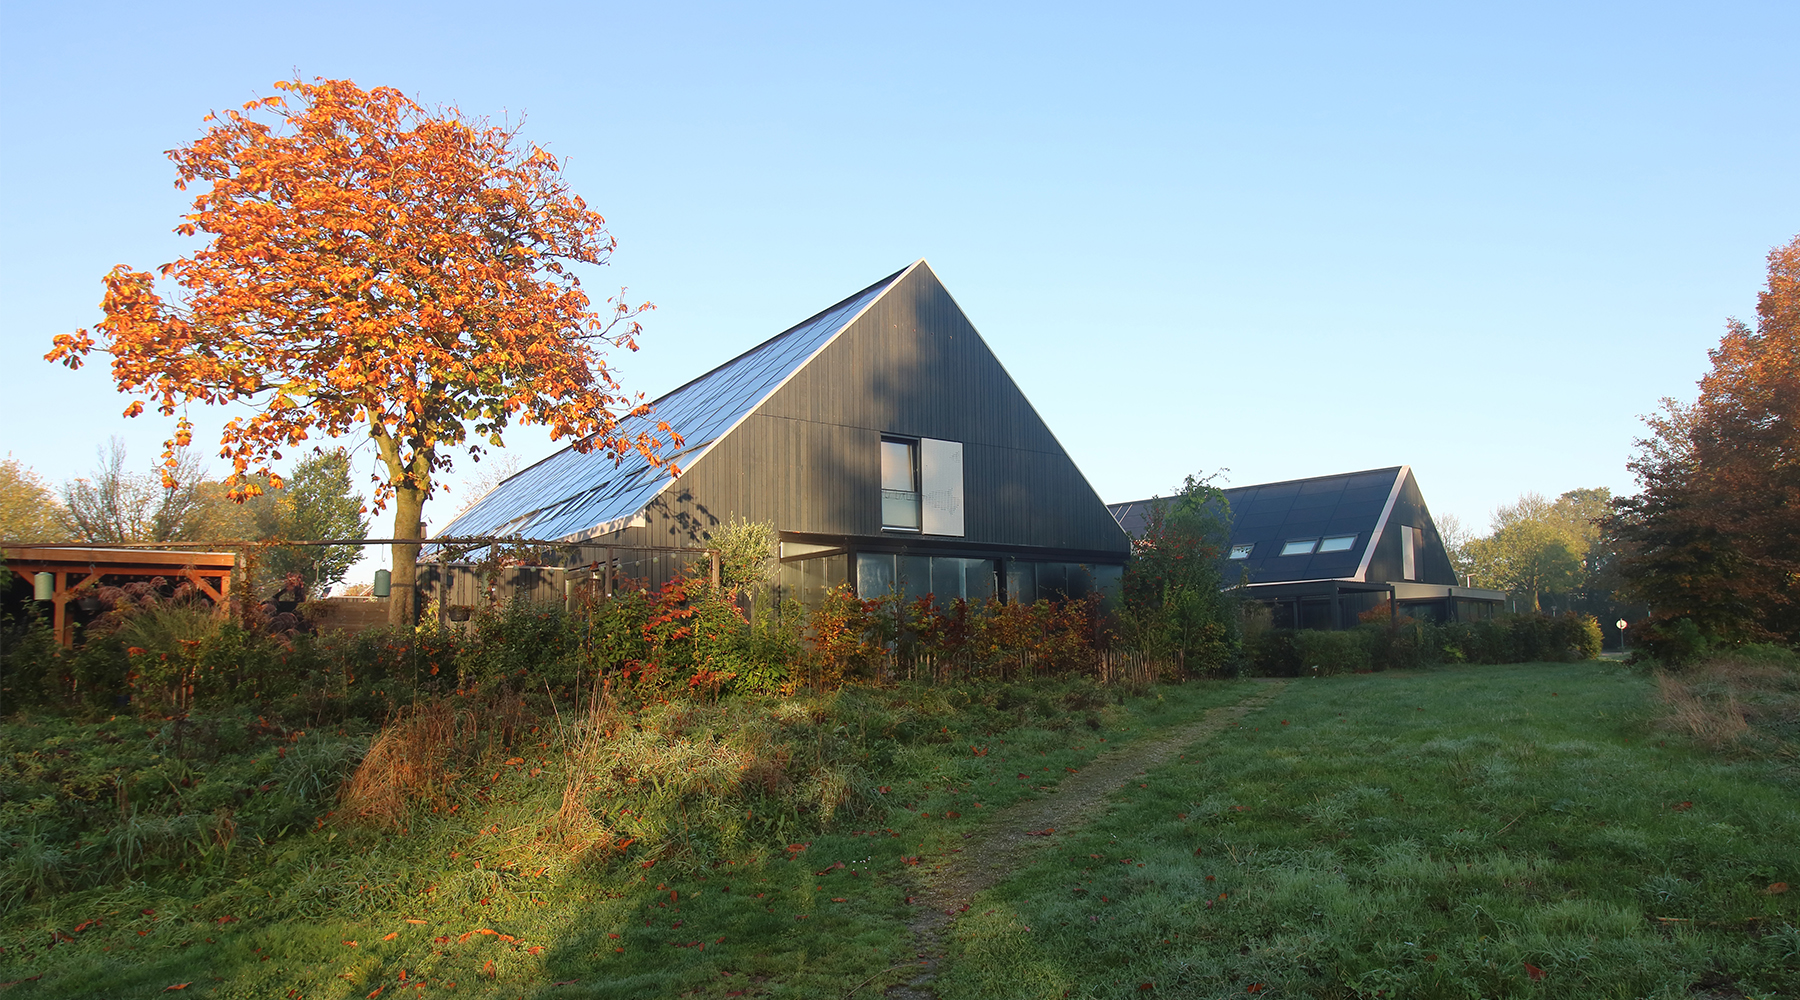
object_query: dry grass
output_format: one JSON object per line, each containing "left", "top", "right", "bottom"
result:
{"left": 1656, "top": 671, "right": 1750, "bottom": 747}
{"left": 1655, "top": 653, "right": 1800, "bottom": 757}
{"left": 338, "top": 699, "right": 474, "bottom": 825}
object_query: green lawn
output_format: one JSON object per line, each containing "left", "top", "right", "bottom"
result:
{"left": 935, "top": 663, "right": 1799, "bottom": 1000}
{"left": 0, "top": 678, "right": 1252, "bottom": 998}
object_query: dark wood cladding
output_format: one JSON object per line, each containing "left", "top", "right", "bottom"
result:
{"left": 1364, "top": 470, "right": 1459, "bottom": 586}
{"left": 617, "top": 263, "right": 1129, "bottom": 558}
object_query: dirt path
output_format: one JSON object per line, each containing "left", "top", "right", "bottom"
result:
{"left": 864, "top": 681, "right": 1288, "bottom": 999}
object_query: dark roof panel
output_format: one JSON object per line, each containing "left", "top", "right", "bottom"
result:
{"left": 1109, "top": 466, "right": 1407, "bottom": 585}
{"left": 439, "top": 267, "right": 909, "bottom": 542}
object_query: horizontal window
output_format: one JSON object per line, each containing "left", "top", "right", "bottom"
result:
{"left": 1317, "top": 534, "right": 1357, "bottom": 553}
{"left": 1228, "top": 543, "right": 1254, "bottom": 560}
{"left": 1280, "top": 539, "right": 1318, "bottom": 557}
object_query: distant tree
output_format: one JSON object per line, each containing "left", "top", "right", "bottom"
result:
{"left": 451, "top": 453, "right": 522, "bottom": 519}
{"left": 47, "top": 77, "right": 674, "bottom": 625}
{"left": 62, "top": 439, "right": 208, "bottom": 543}
{"left": 1434, "top": 511, "right": 1475, "bottom": 579}
{"left": 1614, "top": 234, "right": 1800, "bottom": 644}
{"left": 0, "top": 458, "right": 70, "bottom": 542}
{"left": 1464, "top": 489, "right": 1615, "bottom": 613}
{"left": 254, "top": 451, "right": 370, "bottom": 594}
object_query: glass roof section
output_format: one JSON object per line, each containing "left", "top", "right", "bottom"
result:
{"left": 437, "top": 266, "right": 910, "bottom": 543}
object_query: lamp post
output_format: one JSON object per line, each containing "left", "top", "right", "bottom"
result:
{"left": 1616, "top": 618, "right": 1628, "bottom": 655}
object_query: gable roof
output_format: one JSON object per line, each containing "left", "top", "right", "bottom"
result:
{"left": 1108, "top": 466, "right": 1408, "bottom": 585}
{"left": 440, "top": 263, "right": 915, "bottom": 542}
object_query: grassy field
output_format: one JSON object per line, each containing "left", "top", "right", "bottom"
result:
{"left": 4, "top": 662, "right": 1796, "bottom": 998}
{"left": 935, "top": 663, "right": 1799, "bottom": 999}
{"left": 0, "top": 677, "right": 1251, "bottom": 998}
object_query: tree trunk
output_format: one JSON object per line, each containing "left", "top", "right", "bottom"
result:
{"left": 387, "top": 485, "right": 425, "bottom": 627}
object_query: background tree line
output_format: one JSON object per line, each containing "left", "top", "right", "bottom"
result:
{"left": 0, "top": 441, "right": 366, "bottom": 596}
{"left": 1448, "top": 234, "right": 1797, "bottom": 655}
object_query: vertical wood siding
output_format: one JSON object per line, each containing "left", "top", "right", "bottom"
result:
{"left": 623, "top": 264, "right": 1129, "bottom": 556}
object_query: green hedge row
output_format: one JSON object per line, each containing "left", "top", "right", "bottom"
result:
{"left": 1242, "top": 613, "right": 1604, "bottom": 676}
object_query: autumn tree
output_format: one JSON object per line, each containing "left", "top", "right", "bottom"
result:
{"left": 0, "top": 458, "right": 70, "bottom": 542}
{"left": 47, "top": 78, "right": 676, "bottom": 625}
{"left": 1613, "top": 234, "right": 1800, "bottom": 645}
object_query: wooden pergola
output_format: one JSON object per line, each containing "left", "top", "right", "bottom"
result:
{"left": 3, "top": 546, "right": 236, "bottom": 647}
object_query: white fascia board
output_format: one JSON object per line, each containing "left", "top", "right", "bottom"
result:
{"left": 1351, "top": 465, "right": 1409, "bottom": 583}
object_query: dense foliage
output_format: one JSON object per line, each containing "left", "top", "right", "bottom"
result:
{"left": 1117, "top": 473, "right": 1241, "bottom": 675}
{"left": 1614, "top": 234, "right": 1800, "bottom": 649}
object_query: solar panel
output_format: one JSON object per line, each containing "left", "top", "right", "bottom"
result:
{"left": 437, "top": 266, "right": 909, "bottom": 542}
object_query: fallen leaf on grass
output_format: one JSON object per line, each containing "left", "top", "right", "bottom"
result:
{"left": 342, "top": 940, "right": 357, "bottom": 947}
{"left": 382, "top": 932, "right": 398, "bottom": 941}
{"left": 163, "top": 985, "right": 191, "bottom": 993}
{"left": 1672, "top": 802, "right": 1693, "bottom": 811}
{"left": 405, "top": 919, "right": 426, "bottom": 925}
{"left": 830, "top": 897, "right": 848, "bottom": 903}
{"left": 1768, "top": 882, "right": 1789, "bottom": 894}
{"left": 814, "top": 862, "right": 845, "bottom": 875}
{"left": 1025, "top": 828, "right": 1055, "bottom": 837}
{"left": 1524, "top": 962, "right": 1546, "bottom": 981}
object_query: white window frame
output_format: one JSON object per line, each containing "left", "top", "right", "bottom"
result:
{"left": 1280, "top": 538, "right": 1318, "bottom": 557}
{"left": 1228, "top": 543, "right": 1254, "bottom": 560}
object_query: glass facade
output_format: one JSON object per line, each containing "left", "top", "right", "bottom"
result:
{"left": 849, "top": 552, "right": 1121, "bottom": 608}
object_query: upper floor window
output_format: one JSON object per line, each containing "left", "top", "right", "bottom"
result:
{"left": 1228, "top": 543, "right": 1254, "bottom": 560}
{"left": 1318, "top": 534, "right": 1357, "bottom": 553}
{"left": 881, "top": 438, "right": 920, "bottom": 531}
{"left": 1280, "top": 538, "right": 1318, "bottom": 556}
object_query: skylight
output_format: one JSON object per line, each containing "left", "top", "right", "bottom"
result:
{"left": 1228, "top": 543, "right": 1253, "bottom": 560}
{"left": 1318, "top": 534, "right": 1357, "bottom": 553}
{"left": 1279, "top": 539, "right": 1317, "bottom": 557}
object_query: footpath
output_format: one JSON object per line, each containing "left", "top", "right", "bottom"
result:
{"left": 862, "top": 681, "right": 1289, "bottom": 999}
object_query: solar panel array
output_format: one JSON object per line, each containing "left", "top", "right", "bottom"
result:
{"left": 437, "top": 267, "right": 908, "bottom": 542}
{"left": 1107, "top": 467, "right": 1404, "bottom": 584}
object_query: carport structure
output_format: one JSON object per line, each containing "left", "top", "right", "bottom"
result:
{"left": 3, "top": 546, "right": 236, "bottom": 646}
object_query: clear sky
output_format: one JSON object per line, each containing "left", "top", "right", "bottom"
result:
{"left": 3, "top": 1, "right": 1796, "bottom": 578}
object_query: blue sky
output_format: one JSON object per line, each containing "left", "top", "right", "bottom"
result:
{"left": 3, "top": 1, "right": 1796, "bottom": 575}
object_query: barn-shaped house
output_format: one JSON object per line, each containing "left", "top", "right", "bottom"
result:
{"left": 1108, "top": 466, "right": 1505, "bottom": 629}
{"left": 440, "top": 261, "right": 1129, "bottom": 606}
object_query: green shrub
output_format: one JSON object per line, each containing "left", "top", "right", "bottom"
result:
{"left": 1295, "top": 629, "right": 1371, "bottom": 675}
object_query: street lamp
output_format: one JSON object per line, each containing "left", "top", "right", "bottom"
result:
{"left": 1616, "top": 618, "right": 1628, "bottom": 655}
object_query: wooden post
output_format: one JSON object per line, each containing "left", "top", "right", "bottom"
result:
{"left": 53, "top": 571, "right": 68, "bottom": 648}
{"left": 437, "top": 550, "right": 449, "bottom": 629}
{"left": 604, "top": 547, "right": 614, "bottom": 598}
{"left": 709, "top": 549, "right": 721, "bottom": 589}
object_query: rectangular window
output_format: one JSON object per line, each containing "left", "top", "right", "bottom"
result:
{"left": 1400, "top": 525, "right": 1418, "bottom": 580}
{"left": 1280, "top": 538, "right": 1318, "bottom": 557}
{"left": 1228, "top": 543, "right": 1254, "bottom": 560}
{"left": 881, "top": 438, "right": 920, "bottom": 531}
{"left": 1318, "top": 534, "right": 1357, "bottom": 553}
{"left": 919, "top": 438, "right": 965, "bottom": 536}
